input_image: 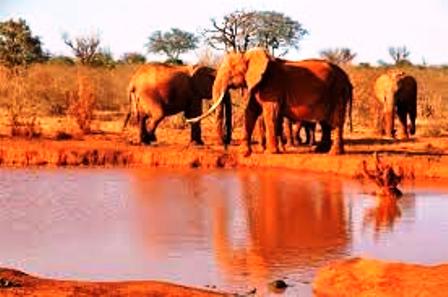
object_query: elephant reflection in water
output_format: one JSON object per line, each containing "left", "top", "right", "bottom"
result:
{"left": 211, "top": 172, "right": 350, "bottom": 290}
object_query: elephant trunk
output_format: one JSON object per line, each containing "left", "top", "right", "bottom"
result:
{"left": 186, "top": 75, "right": 228, "bottom": 123}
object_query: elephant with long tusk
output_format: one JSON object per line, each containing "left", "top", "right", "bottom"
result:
{"left": 188, "top": 48, "right": 353, "bottom": 156}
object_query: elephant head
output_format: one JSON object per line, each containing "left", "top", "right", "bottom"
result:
{"left": 187, "top": 64, "right": 232, "bottom": 145}
{"left": 187, "top": 49, "right": 271, "bottom": 121}
{"left": 189, "top": 65, "right": 216, "bottom": 100}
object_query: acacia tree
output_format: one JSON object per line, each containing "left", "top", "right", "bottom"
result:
{"left": 63, "top": 33, "right": 101, "bottom": 65}
{"left": 203, "top": 10, "right": 308, "bottom": 56}
{"left": 319, "top": 47, "right": 357, "bottom": 65}
{"left": 120, "top": 52, "right": 146, "bottom": 64}
{"left": 388, "top": 46, "right": 411, "bottom": 65}
{"left": 146, "top": 28, "right": 198, "bottom": 64}
{"left": 0, "top": 18, "right": 47, "bottom": 68}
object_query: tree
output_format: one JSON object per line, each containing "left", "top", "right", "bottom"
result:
{"left": 254, "top": 11, "right": 308, "bottom": 56}
{"left": 146, "top": 28, "right": 198, "bottom": 63}
{"left": 120, "top": 52, "right": 146, "bottom": 64}
{"left": 90, "top": 49, "right": 116, "bottom": 68}
{"left": 388, "top": 46, "right": 411, "bottom": 65}
{"left": 48, "top": 55, "right": 75, "bottom": 66}
{"left": 0, "top": 18, "right": 47, "bottom": 68}
{"left": 319, "top": 47, "right": 357, "bottom": 65}
{"left": 203, "top": 10, "right": 307, "bottom": 56}
{"left": 63, "top": 33, "right": 101, "bottom": 65}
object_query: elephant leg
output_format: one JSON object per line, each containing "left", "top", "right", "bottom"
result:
{"left": 397, "top": 108, "right": 409, "bottom": 139}
{"left": 243, "top": 97, "right": 262, "bottom": 157}
{"left": 277, "top": 116, "right": 287, "bottom": 152}
{"left": 409, "top": 103, "right": 416, "bottom": 136}
{"left": 223, "top": 93, "right": 232, "bottom": 145}
{"left": 139, "top": 114, "right": 150, "bottom": 144}
{"left": 308, "top": 123, "right": 316, "bottom": 146}
{"left": 290, "top": 122, "right": 299, "bottom": 146}
{"left": 329, "top": 123, "right": 345, "bottom": 155}
{"left": 316, "top": 122, "right": 332, "bottom": 153}
{"left": 185, "top": 102, "right": 204, "bottom": 145}
{"left": 258, "top": 117, "right": 266, "bottom": 150}
{"left": 262, "top": 102, "right": 280, "bottom": 154}
{"left": 146, "top": 107, "right": 164, "bottom": 143}
{"left": 216, "top": 92, "right": 233, "bottom": 146}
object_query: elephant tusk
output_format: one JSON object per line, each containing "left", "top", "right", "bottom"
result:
{"left": 186, "top": 92, "right": 225, "bottom": 123}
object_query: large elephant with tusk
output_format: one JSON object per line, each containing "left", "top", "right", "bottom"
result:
{"left": 187, "top": 48, "right": 353, "bottom": 156}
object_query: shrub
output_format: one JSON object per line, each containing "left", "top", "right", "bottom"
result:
{"left": 67, "top": 74, "right": 96, "bottom": 133}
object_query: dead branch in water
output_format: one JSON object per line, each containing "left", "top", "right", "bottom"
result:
{"left": 362, "top": 153, "right": 403, "bottom": 197}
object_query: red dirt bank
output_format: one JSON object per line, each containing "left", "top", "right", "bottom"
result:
{"left": 313, "top": 258, "right": 448, "bottom": 297}
{"left": 0, "top": 267, "right": 230, "bottom": 297}
{"left": 1, "top": 132, "right": 448, "bottom": 180}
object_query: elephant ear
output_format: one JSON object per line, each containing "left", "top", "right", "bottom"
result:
{"left": 244, "top": 48, "right": 271, "bottom": 92}
{"left": 190, "top": 65, "right": 216, "bottom": 99}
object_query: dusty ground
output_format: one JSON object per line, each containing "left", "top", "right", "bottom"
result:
{"left": 1, "top": 117, "right": 448, "bottom": 180}
{"left": 0, "top": 267, "right": 230, "bottom": 297}
{"left": 313, "top": 258, "right": 448, "bottom": 297}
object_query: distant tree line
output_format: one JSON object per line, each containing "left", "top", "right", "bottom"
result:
{"left": 0, "top": 14, "right": 420, "bottom": 69}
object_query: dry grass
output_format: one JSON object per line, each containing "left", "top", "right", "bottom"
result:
{"left": 0, "top": 63, "right": 447, "bottom": 139}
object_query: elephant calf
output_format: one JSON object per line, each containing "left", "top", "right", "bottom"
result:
{"left": 123, "top": 63, "right": 229, "bottom": 145}
{"left": 374, "top": 70, "right": 417, "bottom": 139}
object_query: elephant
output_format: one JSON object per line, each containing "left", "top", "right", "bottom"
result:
{"left": 187, "top": 48, "right": 353, "bottom": 156}
{"left": 285, "top": 119, "right": 317, "bottom": 146}
{"left": 258, "top": 117, "right": 316, "bottom": 151}
{"left": 374, "top": 70, "right": 417, "bottom": 139}
{"left": 122, "top": 62, "right": 231, "bottom": 145}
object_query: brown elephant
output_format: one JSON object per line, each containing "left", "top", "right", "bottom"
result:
{"left": 374, "top": 70, "right": 417, "bottom": 139}
{"left": 258, "top": 117, "right": 316, "bottom": 151}
{"left": 122, "top": 62, "right": 231, "bottom": 145}
{"left": 188, "top": 48, "right": 353, "bottom": 155}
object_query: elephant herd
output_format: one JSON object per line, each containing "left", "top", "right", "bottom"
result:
{"left": 123, "top": 48, "right": 418, "bottom": 156}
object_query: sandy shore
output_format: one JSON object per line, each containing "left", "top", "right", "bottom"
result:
{"left": 1, "top": 131, "right": 448, "bottom": 180}
{"left": 313, "top": 257, "right": 448, "bottom": 297}
{"left": 0, "top": 267, "right": 231, "bottom": 297}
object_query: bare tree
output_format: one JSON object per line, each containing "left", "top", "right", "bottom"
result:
{"left": 319, "top": 47, "right": 357, "bottom": 65}
{"left": 388, "top": 46, "right": 411, "bottom": 65}
{"left": 203, "top": 10, "right": 307, "bottom": 56}
{"left": 63, "top": 33, "right": 101, "bottom": 65}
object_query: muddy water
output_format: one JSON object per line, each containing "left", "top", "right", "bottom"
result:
{"left": 1, "top": 168, "right": 448, "bottom": 296}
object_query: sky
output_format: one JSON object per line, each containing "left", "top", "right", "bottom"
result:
{"left": 1, "top": 0, "right": 447, "bottom": 65}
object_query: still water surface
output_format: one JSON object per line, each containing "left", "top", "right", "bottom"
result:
{"left": 1, "top": 168, "right": 448, "bottom": 296}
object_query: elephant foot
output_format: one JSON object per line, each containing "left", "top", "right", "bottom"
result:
{"left": 190, "top": 139, "right": 205, "bottom": 146}
{"left": 265, "top": 148, "right": 281, "bottom": 155}
{"left": 329, "top": 145, "right": 345, "bottom": 155}
{"left": 140, "top": 135, "right": 152, "bottom": 145}
{"left": 243, "top": 148, "right": 252, "bottom": 158}
{"left": 315, "top": 142, "right": 332, "bottom": 153}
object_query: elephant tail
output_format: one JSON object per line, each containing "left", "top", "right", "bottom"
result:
{"left": 348, "top": 84, "right": 353, "bottom": 132}
{"left": 122, "top": 85, "right": 137, "bottom": 131}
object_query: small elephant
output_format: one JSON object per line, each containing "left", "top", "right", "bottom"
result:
{"left": 258, "top": 117, "right": 316, "bottom": 150}
{"left": 122, "top": 63, "right": 231, "bottom": 145}
{"left": 287, "top": 119, "right": 317, "bottom": 146}
{"left": 374, "top": 70, "right": 417, "bottom": 139}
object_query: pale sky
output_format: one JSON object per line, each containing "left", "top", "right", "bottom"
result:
{"left": 1, "top": 0, "right": 447, "bottom": 65}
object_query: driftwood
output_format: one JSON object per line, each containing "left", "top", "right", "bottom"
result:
{"left": 362, "top": 153, "right": 403, "bottom": 197}
{"left": 0, "top": 267, "right": 230, "bottom": 297}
